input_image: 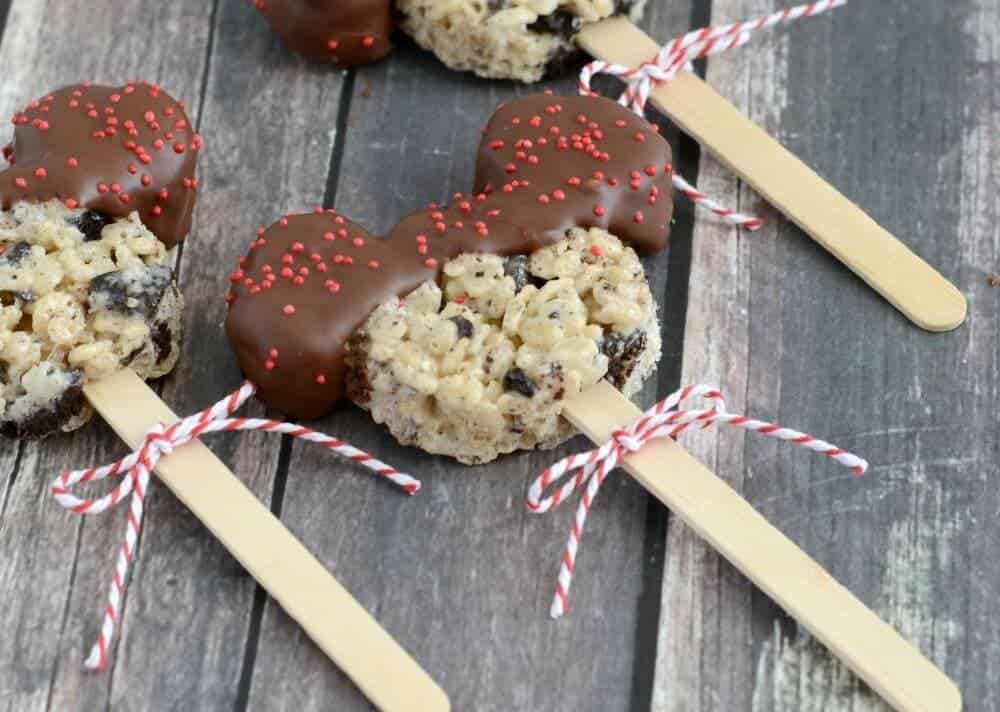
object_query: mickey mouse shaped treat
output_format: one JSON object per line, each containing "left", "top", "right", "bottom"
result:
{"left": 0, "top": 81, "right": 200, "bottom": 438}
{"left": 226, "top": 94, "right": 673, "bottom": 462}
{"left": 252, "top": 0, "right": 394, "bottom": 66}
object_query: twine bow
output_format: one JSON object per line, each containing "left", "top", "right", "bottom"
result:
{"left": 528, "top": 384, "right": 867, "bottom": 618}
{"left": 579, "top": 0, "right": 846, "bottom": 230}
{"left": 51, "top": 382, "right": 419, "bottom": 671}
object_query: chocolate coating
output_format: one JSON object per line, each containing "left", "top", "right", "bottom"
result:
{"left": 0, "top": 82, "right": 200, "bottom": 249}
{"left": 254, "top": 0, "right": 393, "bottom": 66}
{"left": 226, "top": 94, "right": 673, "bottom": 419}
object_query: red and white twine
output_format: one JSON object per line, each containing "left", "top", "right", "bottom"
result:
{"left": 528, "top": 384, "right": 867, "bottom": 618}
{"left": 579, "top": 0, "right": 846, "bottom": 230}
{"left": 51, "top": 382, "right": 419, "bottom": 672}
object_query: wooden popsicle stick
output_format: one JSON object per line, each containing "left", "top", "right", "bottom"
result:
{"left": 84, "top": 369, "right": 450, "bottom": 712}
{"left": 578, "top": 18, "right": 967, "bottom": 333}
{"left": 565, "top": 381, "right": 960, "bottom": 712}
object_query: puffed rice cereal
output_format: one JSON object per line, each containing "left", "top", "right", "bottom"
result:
{"left": 0, "top": 200, "right": 183, "bottom": 439}
{"left": 345, "top": 227, "right": 660, "bottom": 464}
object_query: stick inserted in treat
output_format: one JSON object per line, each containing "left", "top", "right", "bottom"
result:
{"left": 82, "top": 371, "right": 449, "bottom": 712}
{"left": 556, "top": 382, "right": 961, "bottom": 712}
{"left": 577, "top": 10, "right": 967, "bottom": 332}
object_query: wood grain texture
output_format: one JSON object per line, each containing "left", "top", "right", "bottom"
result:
{"left": 652, "top": 1, "right": 999, "bottom": 711}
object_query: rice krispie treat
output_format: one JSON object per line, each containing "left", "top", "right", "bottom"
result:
{"left": 0, "top": 202, "right": 182, "bottom": 438}
{"left": 346, "top": 227, "right": 659, "bottom": 463}
{"left": 0, "top": 81, "right": 199, "bottom": 439}
{"left": 398, "top": 0, "right": 647, "bottom": 82}
{"left": 227, "top": 94, "right": 673, "bottom": 462}
{"left": 252, "top": 0, "right": 394, "bottom": 66}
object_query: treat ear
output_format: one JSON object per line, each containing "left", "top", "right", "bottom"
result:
{"left": 0, "top": 83, "right": 200, "bottom": 249}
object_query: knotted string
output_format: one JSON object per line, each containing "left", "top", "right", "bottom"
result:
{"left": 579, "top": 0, "right": 846, "bottom": 230}
{"left": 51, "top": 382, "right": 419, "bottom": 671}
{"left": 528, "top": 384, "right": 867, "bottom": 618}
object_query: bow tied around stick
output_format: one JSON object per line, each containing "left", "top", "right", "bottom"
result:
{"left": 528, "top": 384, "right": 868, "bottom": 619}
{"left": 52, "top": 382, "right": 419, "bottom": 671}
{"left": 579, "top": 0, "right": 847, "bottom": 231}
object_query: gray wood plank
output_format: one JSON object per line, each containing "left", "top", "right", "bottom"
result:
{"left": 244, "top": 4, "right": 696, "bottom": 711}
{"left": 0, "top": 1, "right": 216, "bottom": 710}
{"left": 653, "top": 0, "right": 999, "bottom": 710}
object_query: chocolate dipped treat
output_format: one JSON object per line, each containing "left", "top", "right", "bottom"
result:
{"left": 226, "top": 94, "right": 672, "bottom": 460}
{"left": 252, "top": 0, "right": 394, "bottom": 66}
{"left": 0, "top": 82, "right": 199, "bottom": 439}
{"left": 399, "top": 0, "right": 647, "bottom": 82}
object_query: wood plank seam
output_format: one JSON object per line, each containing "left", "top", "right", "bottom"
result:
{"left": 0, "top": 443, "right": 24, "bottom": 525}
{"left": 234, "top": 436, "right": 295, "bottom": 710}
{"left": 323, "top": 69, "right": 358, "bottom": 208}
{"left": 236, "top": 64, "right": 359, "bottom": 710}
{"left": 43, "top": 524, "right": 85, "bottom": 712}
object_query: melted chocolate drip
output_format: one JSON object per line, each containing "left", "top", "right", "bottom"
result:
{"left": 226, "top": 94, "right": 673, "bottom": 419}
{"left": 0, "top": 82, "right": 200, "bottom": 249}
{"left": 254, "top": 0, "right": 393, "bottom": 66}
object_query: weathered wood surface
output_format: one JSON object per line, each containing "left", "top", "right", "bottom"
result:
{"left": 0, "top": 0, "right": 996, "bottom": 710}
{"left": 653, "top": 1, "right": 999, "bottom": 712}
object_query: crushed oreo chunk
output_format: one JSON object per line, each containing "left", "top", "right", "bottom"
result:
{"left": 600, "top": 328, "right": 648, "bottom": 389}
{"left": 0, "top": 241, "right": 32, "bottom": 266}
{"left": 529, "top": 9, "right": 581, "bottom": 37}
{"left": 151, "top": 322, "right": 174, "bottom": 365}
{"left": 504, "top": 254, "right": 530, "bottom": 293}
{"left": 449, "top": 315, "right": 474, "bottom": 339}
{"left": 535, "top": 0, "right": 644, "bottom": 77}
{"left": 0, "top": 369, "right": 85, "bottom": 440}
{"left": 70, "top": 210, "right": 114, "bottom": 242}
{"left": 88, "top": 265, "right": 173, "bottom": 318}
{"left": 503, "top": 367, "right": 536, "bottom": 398}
